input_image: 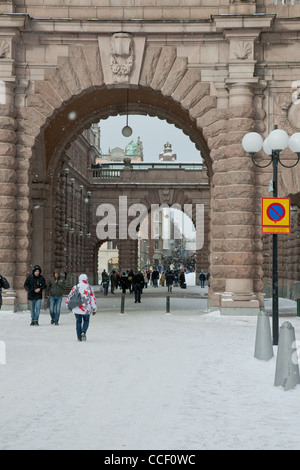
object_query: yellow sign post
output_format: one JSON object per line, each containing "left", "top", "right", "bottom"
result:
{"left": 262, "top": 198, "right": 291, "bottom": 234}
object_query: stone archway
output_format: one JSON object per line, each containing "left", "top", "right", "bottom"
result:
{"left": 2, "top": 35, "right": 264, "bottom": 313}
{"left": 91, "top": 176, "right": 210, "bottom": 279}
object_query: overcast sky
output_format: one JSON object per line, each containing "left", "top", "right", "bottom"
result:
{"left": 98, "top": 115, "right": 202, "bottom": 163}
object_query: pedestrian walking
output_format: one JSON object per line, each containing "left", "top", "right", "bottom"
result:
{"left": 143, "top": 271, "right": 148, "bottom": 288}
{"left": 120, "top": 272, "right": 128, "bottom": 294}
{"left": 199, "top": 270, "right": 206, "bottom": 288}
{"left": 0, "top": 275, "right": 10, "bottom": 310}
{"left": 24, "top": 265, "right": 46, "bottom": 326}
{"left": 166, "top": 271, "right": 175, "bottom": 293}
{"left": 152, "top": 268, "right": 159, "bottom": 288}
{"left": 46, "top": 269, "right": 65, "bottom": 325}
{"left": 160, "top": 272, "right": 166, "bottom": 287}
{"left": 133, "top": 270, "right": 144, "bottom": 304}
{"left": 174, "top": 271, "right": 179, "bottom": 288}
{"left": 110, "top": 270, "right": 117, "bottom": 294}
{"left": 66, "top": 274, "right": 97, "bottom": 342}
{"left": 179, "top": 270, "right": 186, "bottom": 289}
{"left": 128, "top": 270, "right": 134, "bottom": 294}
{"left": 102, "top": 272, "right": 109, "bottom": 296}
{"left": 116, "top": 272, "right": 120, "bottom": 290}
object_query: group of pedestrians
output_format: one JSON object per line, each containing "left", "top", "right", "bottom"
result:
{"left": 100, "top": 268, "right": 188, "bottom": 294}
{"left": 101, "top": 269, "right": 145, "bottom": 304}
{"left": 199, "top": 270, "right": 210, "bottom": 288}
{"left": 24, "top": 265, "right": 65, "bottom": 326}
{"left": 22, "top": 265, "right": 96, "bottom": 342}
{"left": 1, "top": 264, "right": 210, "bottom": 343}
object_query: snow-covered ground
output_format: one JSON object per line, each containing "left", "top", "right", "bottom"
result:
{"left": 0, "top": 289, "right": 300, "bottom": 450}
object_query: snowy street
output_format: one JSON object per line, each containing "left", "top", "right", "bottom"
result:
{"left": 1, "top": 288, "right": 300, "bottom": 450}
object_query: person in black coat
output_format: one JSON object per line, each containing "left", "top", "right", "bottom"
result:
{"left": 179, "top": 271, "right": 186, "bottom": 289}
{"left": 120, "top": 272, "right": 128, "bottom": 294}
{"left": 133, "top": 270, "right": 144, "bottom": 304}
{"left": 166, "top": 271, "right": 175, "bottom": 293}
{"left": 0, "top": 275, "right": 10, "bottom": 310}
{"left": 152, "top": 269, "right": 159, "bottom": 288}
{"left": 199, "top": 270, "right": 206, "bottom": 288}
{"left": 24, "top": 265, "right": 46, "bottom": 326}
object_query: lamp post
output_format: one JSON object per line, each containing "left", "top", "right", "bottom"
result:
{"left": 242, "top": 128, "right": 300, "bottom": 345}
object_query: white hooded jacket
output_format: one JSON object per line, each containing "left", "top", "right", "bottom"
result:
{"left": 66, "top": 274, "right": 97, "bottom": 315}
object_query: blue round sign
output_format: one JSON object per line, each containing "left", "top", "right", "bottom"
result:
{"left": 267, "top": 203, "right": 285, "bottom": 223}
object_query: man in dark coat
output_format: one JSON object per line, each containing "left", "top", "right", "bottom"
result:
{"left": 24, "top": 265, "right": 46, "bottom": 326}
{"left": 152, "top": 268, "right": 159, "bottom": 288}
{"left": 0, "top": 275, "right": 10, "bottom": 310}
{"left": 120, "top": 273, "right": 128, "bottom": 294}
{"left": 199, "top": 270, "right": 206, "bottom": 288}
{"left": 133, "top": 270, "right": 144, "bottom": 304}
{"left": 166, "top": 271, "right": 175, "bottom": 293}
{"left": 46, "top": 269, "right": 66, "bottom": 325}
{"left": 180, "top": 271, "right": 186, "bottom": 289}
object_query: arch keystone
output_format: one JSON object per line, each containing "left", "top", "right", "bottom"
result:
{"left": 98, "top": 35, "right": 146, "bottom": 86}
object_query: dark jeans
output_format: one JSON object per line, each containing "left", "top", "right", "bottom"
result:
{"left": 103, "top": 283, "right": 109, "bottom": 296}
{"left": 30, "top": 299, "right": 42, "bottom": 322}
{"left": 75, "top": 314, "right": 90, "bottom": 340}
{"left": 49, "top": 296, "right": 62, "bottom": 323}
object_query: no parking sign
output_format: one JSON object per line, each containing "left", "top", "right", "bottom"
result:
{"left": 262, "top": 198, "right": 291, "bottom": 234}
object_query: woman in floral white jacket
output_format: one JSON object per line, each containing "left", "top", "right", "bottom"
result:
{"left": 66, "top": 274, "right": 97, "bottom": 342}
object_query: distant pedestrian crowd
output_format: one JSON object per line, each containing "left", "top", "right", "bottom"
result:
{"left": 99, "top": 267, "right": 189, "bottom": 300}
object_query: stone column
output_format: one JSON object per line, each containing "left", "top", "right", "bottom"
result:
{"left": 207, "top": 18, "right": 274, "bottom": 314}
{"left": 119, "top": 239, "right": 138, "bottom": 274}
{"left": 0, "top": 84, "right": 18, "bottom": 311}
{"left": 0, "top": 16, "right": 32, "bottom": 310}
{"left": 209, "top": 91, "right": 261, "bottom": 315}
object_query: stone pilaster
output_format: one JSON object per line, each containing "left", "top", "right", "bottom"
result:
{"left": 119, "top": 239, "right": 138, "bottom": 275}
{"left": 0, "top": 90, "right": 18, "bottom": 310}
{"left": 207, "top": 104, "right": 261, "bottom": 315}
{"left": 0, "top": 15, "right": 30, "bottom": 310}
{"left": 206, "top": 17, "right": 274, "bottom": 314}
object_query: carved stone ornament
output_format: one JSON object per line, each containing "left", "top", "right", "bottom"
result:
{"left": 0, "top": 40, "right": 10, "bottom": 59}
{"left": 110, "top": 33, "right": 134, "bottom": 84}
{"left": 233, "top": 41, "right": 252, "bottom": 60}
{"left": 273, "top": 92, "right": 300, "bottom": 133}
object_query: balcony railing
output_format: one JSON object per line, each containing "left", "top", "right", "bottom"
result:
{"left": 91, "top": 162, "right": 205, "bottom": 180}
{"left": 92, "top": 169, "right": 121, "bottom": 179}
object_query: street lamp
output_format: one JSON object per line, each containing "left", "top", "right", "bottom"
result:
{"left": 242, "top": 127, "right": 300, "bottom": 345}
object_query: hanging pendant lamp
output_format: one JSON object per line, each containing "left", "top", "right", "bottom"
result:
{"left": 122, "top": 89, "right": 133, "bottom": 137}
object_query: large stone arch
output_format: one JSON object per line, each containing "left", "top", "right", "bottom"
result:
{"left": 5, "top": 36, "right": 263, "bottom": 313}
